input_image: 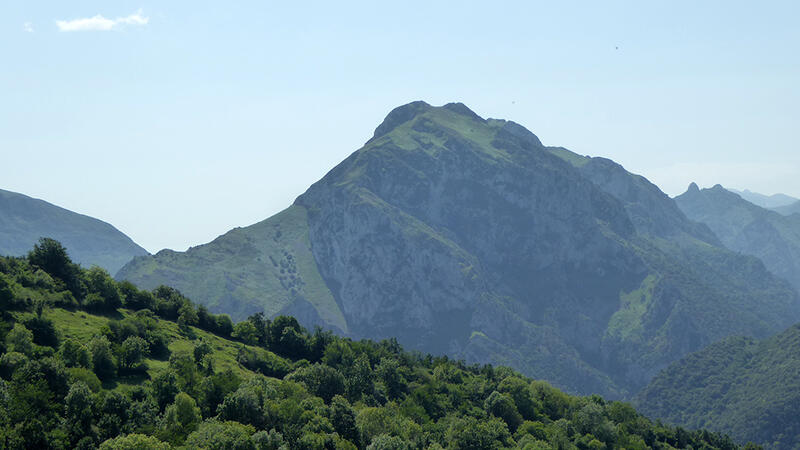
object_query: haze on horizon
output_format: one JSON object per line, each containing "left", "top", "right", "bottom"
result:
{"left": 2, "top": 1, "right": 798, "bottom": 253}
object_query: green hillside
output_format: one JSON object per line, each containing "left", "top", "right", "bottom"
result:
{"left": 119, "top": 102, "right": 800, "bottom": 399}
{"left": 1, "top": 240, "right": 760, "bottom": 449}
{"left": 0, "top": 188, "right": 148, "bottom": 274}
{"left": 118, "top": 206, "right": 345, "bottom": 332}
{"left": 635, "top": 324, "right": 800, "bottom": 449}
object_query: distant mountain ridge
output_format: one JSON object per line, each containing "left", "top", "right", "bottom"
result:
{"left": 676, "top": 183, "right": 800, "bottom": 290}
{"left": 0, "top": 188, "right": 148, "bottom": 273}
{"left": 118, "top": 101, "right": 800, "bottom": 398}
{"left": 727, "top": 188, "right": 798, "bottom": 209}
{"left": 770, "top": 200, "right": 800, "bottom": 216}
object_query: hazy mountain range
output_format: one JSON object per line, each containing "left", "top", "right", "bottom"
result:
{"left": 726, "top": 188, "right": 798, "bottom": 209}
{"left": 5, "top": 101, "right": 800, "bottom": 446}
{"left": 0, "top": 188, "right": 148, "bottom": 274}
{"left": 116, "top": 102, "right": 800, "bottom": 398}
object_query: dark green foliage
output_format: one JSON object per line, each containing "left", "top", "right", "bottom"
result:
{"left": 197, "top": 369, "right": 241, "bottom": 418}
{"left": 217, "top": 382, "right": 268, "bottom": 428}
{"left": 152, "top": 285, "right": 187, "bottom": 321}
{"left": 5, "top": 323, "right": 34, "bottom": 356}
{"left": 286, "top": 363, "right": 346, "bottom": 403}
{"left": 118, "top": 336, "right": 149, "bottom": 372}
{"left": 215, "top": 314, "right": 234, "bottom": 337}
{"left": 0, "top": 274, "right": 12, "bottom": 311}
{"left": 119, "top": 280, "right": 155, "bottom": 311}
{"left": 27, "top": 237, "right": 81, "bottom": 296}
{"left": 105, "top": 311, "right": 171, "bottom": 359}
{"left": 236, "top": 347, "right": 291, "bottom": 378}
{"left": 375, "top": 357, "right": 405, "bottom": 400}
{"left": 99, "top": 433, "right": 170, "bottom": 449}
{"left": 330, "top": 395, "right": 359, "bottom": 445}
{"left": 64, "top": 382, "right": 95, "bottom": 445}
{"left": 168, "top": 351, "right": 200, "bottom": 397}
{"left": 184, "top": 420, "right": 256, "bottom": 449}
{"left": 636, "top": 324, "right": 800, "bottom": 449}
{"left": 152, "top": 370, "right": 180, "bottom": 410}
{"left": 89, "top": 335, "right": 116, "bottom": 380}
{"left": 232, "top": 321, "right": 259, "bottom": 345}
{"left": 158, "top": 392, "right": 201, "bottom": 445}
{"left": 484, "top": 390, "right": 524, "bottom": 432}
{"left": 0, "top": 246, "right": 759, "bottom": 449}
{"left": 447, "top": 416, "right": 512, "bottom": 449}
{"left": 22, "top": 314, "right": 59, "bottom": 347}
{"left": 60, "top": 338, "right": 92, "bottom": 368}
{"left": 194, "top": 338, "right": 212, "bottom": 365}
{"left": 84, "top": 266, "right": 122, "bottom": 312}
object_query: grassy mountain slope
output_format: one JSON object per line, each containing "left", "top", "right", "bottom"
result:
{"left": 1, "top": 245, "right": 754, "bottom": 449}
{"left": 119, "top": 102, "right": 800, "bottom": 399}
{"left": 0, "top": 188, "right": 148, "bottom": 274}
{"left": 117, "top": 206, "right": 345, "bottom": 332}
{"left": 635, "top": 323, "right": 800, "bottom": 449}
{"left": 675, "top": 183, "right": 800, "bottom": 290}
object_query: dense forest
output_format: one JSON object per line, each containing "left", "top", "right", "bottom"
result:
{"left": 0, "top": 239, "right": 759, "bottom": 449}
{"left": 635, "top": 327, "right": 800, "bottom": 449}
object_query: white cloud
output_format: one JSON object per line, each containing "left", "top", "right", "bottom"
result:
{"left": 56, "top": 10, "right": 149, "bottom": 32}
{"left": 23, "top": 22, "right": 34, "bottom": 33}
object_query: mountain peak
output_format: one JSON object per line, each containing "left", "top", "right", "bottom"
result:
{"left": 442, "top": 102, "right": 484, "bottom": 121}
{"left": 367, "top": 101, "right": 490, "bottom": 145}
{"left": 688, "top": 182, "right": 700, "bottom": 193}
{"left": 367, "top": 101, "right": 432, "bottom": 144}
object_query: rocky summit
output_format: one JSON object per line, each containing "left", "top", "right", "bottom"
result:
{"left": 118, "top": 102, "right": 800, "bottom": 398}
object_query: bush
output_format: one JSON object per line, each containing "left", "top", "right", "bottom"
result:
{"left": 23, "top": 315, "right": 60, "bottom": 348}
{"left": 27, "top": 238, "right": 81, "bottom": 296}
{"left": 99, "top": 434, "right": 171, "bottom": 449}
{"left": 237, "top": 347, "right": 291, "bottom": 378}
{"left": 67, "top": 367, "right": 102, "bottom": 392}
{"left": 185, "top": 420, "right": 257, "bottom": 449}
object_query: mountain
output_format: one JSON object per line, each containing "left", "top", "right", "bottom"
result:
{"left": 118, "top": 101, "right": 800, "bottom": 398}
{"left": 675, "top": 184, "right": 800, "bottom": 290}
{"left": 0, "top": 249, "right": 751, "bottom": 449}
{"left": 635, "top": 323, "right": 800, "bottom": 449}
{"left": 771, "top": 200, "right": 800, "bottom": 216}
{"left": 0, "top": 188, "right": 148, "bottom": 273}
{"left": 726, "top": 188, "right": 798, "bottom": 209}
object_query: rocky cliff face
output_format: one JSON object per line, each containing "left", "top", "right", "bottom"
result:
{"left": 294, "top": 102, "right": 799, "bottom": 397}
{"left": 118, "top": 102, "right": 800, "bottom": 398}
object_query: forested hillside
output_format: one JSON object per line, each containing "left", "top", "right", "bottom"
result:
{"left": 0, "top": 239, "right": 756, "bottom": 449}
{"left": 635, "top": 324, "right": 800, "bottom": 449}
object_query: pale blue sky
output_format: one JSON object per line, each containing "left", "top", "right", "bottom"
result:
{"left": 2, "top": 1, "right": 799, "bottom": 253}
